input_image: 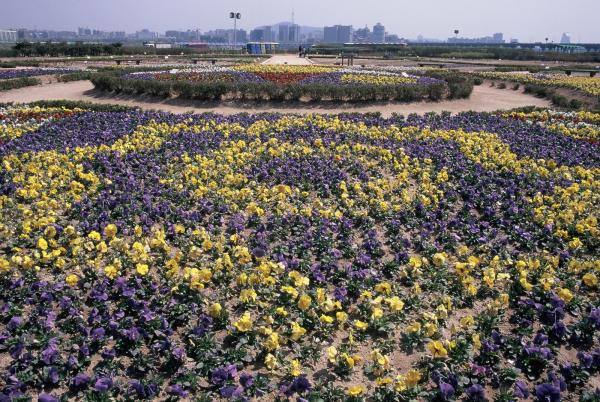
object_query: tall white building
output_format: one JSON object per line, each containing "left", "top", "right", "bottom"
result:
{"left": 0, "top": 29, "right": 17, "bottom": 43}
{"left": 561, "top": 32, "right": 571, "bottom": 44}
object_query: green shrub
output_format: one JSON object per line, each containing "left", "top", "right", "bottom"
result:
{"left": 26, "top": 100, "right": 139, "bottom": 111}
{"left": 57, "top": 71, "right": 94, "bottom": 82}
{"left": 512, "top": 83, "right": 520, "bottom": 90}
{"left": 0, "top": 77, "right": 40, "bottom": 91}
{"left": 524, "top": 84, "right": 551, "bottom": 98}
{"left": 418, "top": 71, "right": 473, "bottom": 99}
{"left": 497, "top": 82, "right": 507, "bottom": 89}
{"left": 550, "top": 93, "right": 570, "bottom": 108}
{"left": 569, "top": 99, "right": 583, "bottom": 109}
{"left": 0, "top": 60, "right": 41, "bottom": 68}
{"left": 473, "top": 77, "right": 483, "bottom": 85}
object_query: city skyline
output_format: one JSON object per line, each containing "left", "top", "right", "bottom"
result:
{"left": 1, "top": 0, "right": 599, "bottom": 43}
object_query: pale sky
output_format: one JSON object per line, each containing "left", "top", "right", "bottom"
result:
{"left": 1, "top": 0, "right": 598, "bottom": 42}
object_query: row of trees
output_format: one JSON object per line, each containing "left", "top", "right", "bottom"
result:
{"left": 312, "top": 44, "right": 600, "bottom": 62}
{"left": 9, "top": 42, "right": 194, "bottom": 58}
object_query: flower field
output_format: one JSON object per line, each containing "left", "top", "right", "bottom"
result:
{"left": 0, "top": 105, "right": 599, "bottom": 401}
{"left": 97, "top": 64, "right": 450, "bottom": 103}
{"left": 124, "top": 65, "right": 444, "bottom": 88}
{"left": 474, "top": 72, "right": 600, "bottom": 98}
{"left": 0, "top": 68, "right": 79, "bottom": 80}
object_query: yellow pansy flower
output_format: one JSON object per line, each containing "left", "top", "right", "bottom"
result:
{"left": 298, "top": 294, "right": 312, "bottom": 311}
{"left": 346, "top": 385, "right": 365, "bottom": 397}
{"left": 103, "top": 224, "right": 118, "bottom": 239}
{"left": 265, "top": 353, "right": 277, "bottom": 370}
{"left": 65, "top": 274, "right": 78, "bottom": 287}
{"left": 432, "top": 252, "right": 447, "bottom": 267}
{"left": 557, "top": 288, "right": 573, "bottom": 303}
{"left": 234, "top": 312, "right": 252, "bottom": 332}
{"left": 406, "top": 369, "right": 422, "bottom": 387}
{"left": 208, "top": 303, "right": 222, "bottom": 317}
{"left": 386, "top": 296, "right": 404, "bottom": 312}
{"left": 104, "top": 265, "right": 118, "bottom": 280}
{"left": 327, "top": 346, "right": 338, "bottom": 363}
{"left": 353, "top": 320, "right": 369, "bottom": 331}
{"left": 136, "top": 263, "right": 149, "bottom": 276}
{"left": 290, "top": 322, "right": 306, "bottom": 341}
{"left": 320, "top": 314, "right": 334, "bottom": 324}
{"left": 336, "top": 311, "right": 348, "bottom": 323}
{"left": 582, "top": 272, "right": 598, "bottom": 287}
{"left": 426, "top": 340, "right": 448, "bottom": 358}
{"left": 37, "top": 237, "right": 48, "bottom": 251}
{"left": 264, "top": 332, "right": 279, "bottom": 351}
{"left": 290, "top": 359, "right": 302, "bottom": 377}
{"left": 88, "top": 231, "right": 101, "bottom": 241}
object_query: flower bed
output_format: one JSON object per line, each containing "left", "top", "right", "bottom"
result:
{"left": 503, "top": 110, "right": 600, "bottom": 144}
{"left": 0, "top": 68, "right": 79, "bottom": 80}
{"left": 95, "top": 64, "right": 451, "bottom": 102}
{"left": 0, "top": 106, "right": 599, "bottom": 401}
{"left": 474, "top": 71, "right": 600, "bottom": 98}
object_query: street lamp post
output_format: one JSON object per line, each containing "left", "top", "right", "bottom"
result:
{"left": 229, "top": 12, "right": 241, "bottom": 50}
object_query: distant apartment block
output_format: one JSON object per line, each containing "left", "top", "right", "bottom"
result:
{"left": 250, "top": 26, "right": 275, "bottom": 42}
{"left": 448, "top": 32, "right": 505, "bottom": 44}
{"left": 324, "top": 25, "right": 353, "bottom": 43}
{"left": 136, "top": 29, "right": 158, "bottom": 40}
{"left": 278, "top": 24, "right": 300, "bottom": 43}
{"left": 0, "top": 29, "right": 17, "bottom": 43}
{"left": 372, "top": 23, "right": 385, "bottom": 43}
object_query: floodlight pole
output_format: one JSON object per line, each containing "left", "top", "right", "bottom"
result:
{"left": 230, "top": 12, "right": 241, "bottom": 51}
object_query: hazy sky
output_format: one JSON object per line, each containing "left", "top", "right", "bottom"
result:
{"left": 2, "top": 0, "right": 599, "bottom": 42}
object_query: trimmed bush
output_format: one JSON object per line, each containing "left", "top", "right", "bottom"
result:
{"left": 57, "top": 71, "right": 94, "bottom": 82}
{"left": 27, "top": 100, "right": 139, "bottom": 111}
{"left": 0, "top": 77, "right": 40, "bottom": 91}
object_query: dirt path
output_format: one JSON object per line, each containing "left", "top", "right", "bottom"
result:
{"left": 0, "top": 80, "right": 550, "bottom": 116}
{"left": 261, "top": 54, "right": 313, "bottom": 65}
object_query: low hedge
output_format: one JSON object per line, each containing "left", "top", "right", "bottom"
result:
{"left": 57, "top": 71, "right": 94, "bottom": 82}
{"left": 91, "top": 72, "right": 449, "bottom": 103}
{"left": 0, "top": 77, "right": 40, "bottom": 91}
{"left": 524, "top": 84, "right": 585, "bottom": 110}
{"left": 0, "top": 60, "right": 41, "bottom": 68}
{"left": 419, "top": 71, "right": 474, "bottom": 99}
{"left": 25, "top": 99, "right": 140, "bottom": 112}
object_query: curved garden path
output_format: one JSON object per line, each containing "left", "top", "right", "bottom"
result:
{"left": 0, "top": 80, "right": 550, "bottom": 116}
{"left": 261, "top": 54, "right": 313, "bottom": 65}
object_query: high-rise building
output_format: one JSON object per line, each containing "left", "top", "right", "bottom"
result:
{"left": 324, "top": 25, "right": 353, "bottom": 43}
{"left": 337, "top": 25, "right": 352, "bottom": 43}
{"left": 561, "top": 32, "right": 571, "bottom": 44}
{"left": 263, "top": 26, "right": 275, "bottom": 42}
{"left": 0, "top": 29, "right": 17, "bottom": 43}
{"left": 278, "top": 24, "right": 299, "bottom": 43}
{"left": 323, "top": 26, "right": 338, "bottom": 43}
{"left": 373, "top": 23, "right": 385, "bottom": 43}
{"left": 250, "top": 26, "right": 274, "bottom": 42}
{"left": 492, "top": 33, "right": 504, "bottom": 43}
{"left": 136, "top": 29, "right": 158, "bottom": 40}
{"left": 278, "top": 25, "right": 289, "bottom": 43}
{"left": 354, "top": 26, "right": 371, "bottom": 43}
{"left": 288, "top": 24, "right": 299, "bottom": 43}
